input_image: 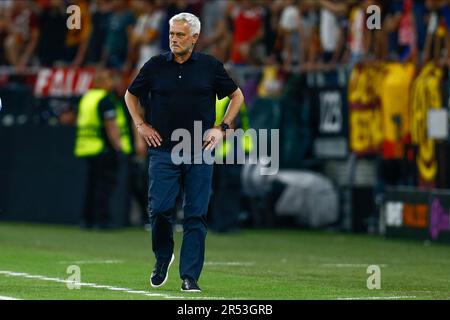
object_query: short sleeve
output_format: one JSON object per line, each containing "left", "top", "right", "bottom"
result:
{"left": 128, "top": 59, "right": 153, "bottom": 99}
{"left": 98, "top": 96, "right": 116, "bottom": 120}
{"left": 214, "top": 60, "right": 238, "bottom": 100}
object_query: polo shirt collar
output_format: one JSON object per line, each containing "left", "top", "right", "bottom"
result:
{"left": 165, "top": 51, "right": 199, "bottom": 62}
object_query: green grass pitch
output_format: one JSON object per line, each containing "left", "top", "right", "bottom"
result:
{"left": 0, "top": 222, "right": 449, "bottom": 300}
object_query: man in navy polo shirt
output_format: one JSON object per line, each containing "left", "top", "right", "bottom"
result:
{"left": 124, "top": 12, "right": 244, "bottom": 292}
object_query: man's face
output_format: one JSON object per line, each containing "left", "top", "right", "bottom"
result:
{"left": 169, "top": 20, "right": 199, "bottom": 56}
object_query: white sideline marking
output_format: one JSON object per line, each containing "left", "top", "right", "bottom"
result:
{"left": 322, "top": 264, "right": 388, "bottom": 268}
{"left": 338, "top": 296, "right": 416, "bottom": 300}
{"left": 0, "top": 270, "right": 226, "bottom": 300}
{"left": 204, "top": 262, "right": 255, "bottom": 266}
{"left": 58, "top": 260, "right": 123, "bottom": 265}
{"left": 0, "top": 295, "right": 21, "bottom": 300}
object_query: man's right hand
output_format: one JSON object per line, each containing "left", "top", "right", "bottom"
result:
{"left": 137, "top": 123, "right": 162, "bottom": 147}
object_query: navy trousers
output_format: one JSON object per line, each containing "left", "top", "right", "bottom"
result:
{"left": 148, "top": 149, "right": 213, "bottom": 281}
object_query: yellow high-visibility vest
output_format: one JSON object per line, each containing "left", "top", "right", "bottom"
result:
{"left": 74, "top": 89, "right": 132, "bottom": 157}
{"left": 215, "top": 96, "right": 254, "bottom": 158}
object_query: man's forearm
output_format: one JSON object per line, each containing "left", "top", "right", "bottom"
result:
{"left": 221, "top": 88, "right": 244, "bottom": 127}
{"left": 20, "top": 29, "right": 39, "bottom": 66}
{"left": 133, "top": 100, "right": 146, "bottom": 148}
{"left": 124, "top": 90, "right": 145, "bottom": 127}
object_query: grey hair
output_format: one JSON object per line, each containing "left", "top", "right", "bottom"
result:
{"left": 169, "top": 12, "right": 201, "bottom": 36}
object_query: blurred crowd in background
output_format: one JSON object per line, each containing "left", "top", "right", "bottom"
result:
{"left": 1, "top": 0, "right": 450, "bottom": 73}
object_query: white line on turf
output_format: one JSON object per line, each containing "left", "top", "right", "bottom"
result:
{"left": 57, "top": 260, "right": 124, "bottom": 265}
{"left": 322, "top": 264, "right": 388, "bottom": 268}
{"left": 204, "top": 262, "right": 255, "bottom": 266}
{"left": 0, "top": 270, "right": 227, "bottom": 300}
{"left": 0, "top": 295, "right": 22, "bottom": 300}
{"left": 338, "top": 296, "right": 416, "bottom": 300}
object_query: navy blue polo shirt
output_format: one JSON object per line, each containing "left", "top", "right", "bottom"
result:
{"left": 128, "top": 51, "right": 238, "bottom": 152}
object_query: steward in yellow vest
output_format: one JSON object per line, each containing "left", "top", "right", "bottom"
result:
{"left": 214, "top": 96, "right": 254, "bottom": 159}
{"left": 75, "top": 69, "right": 132, "bottom": 229}
{"left": 209, "top": 96, "right": 254, "bottom": 233}
{"left": 75, "top": 88, "right": 132, "bottom": 157}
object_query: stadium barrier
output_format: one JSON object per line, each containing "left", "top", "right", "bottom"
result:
{"left": 381, "top": 187, "right": 450, "bottom": 243}
{"left": 0, "top": 124, "right": 131, "bottom": 226}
